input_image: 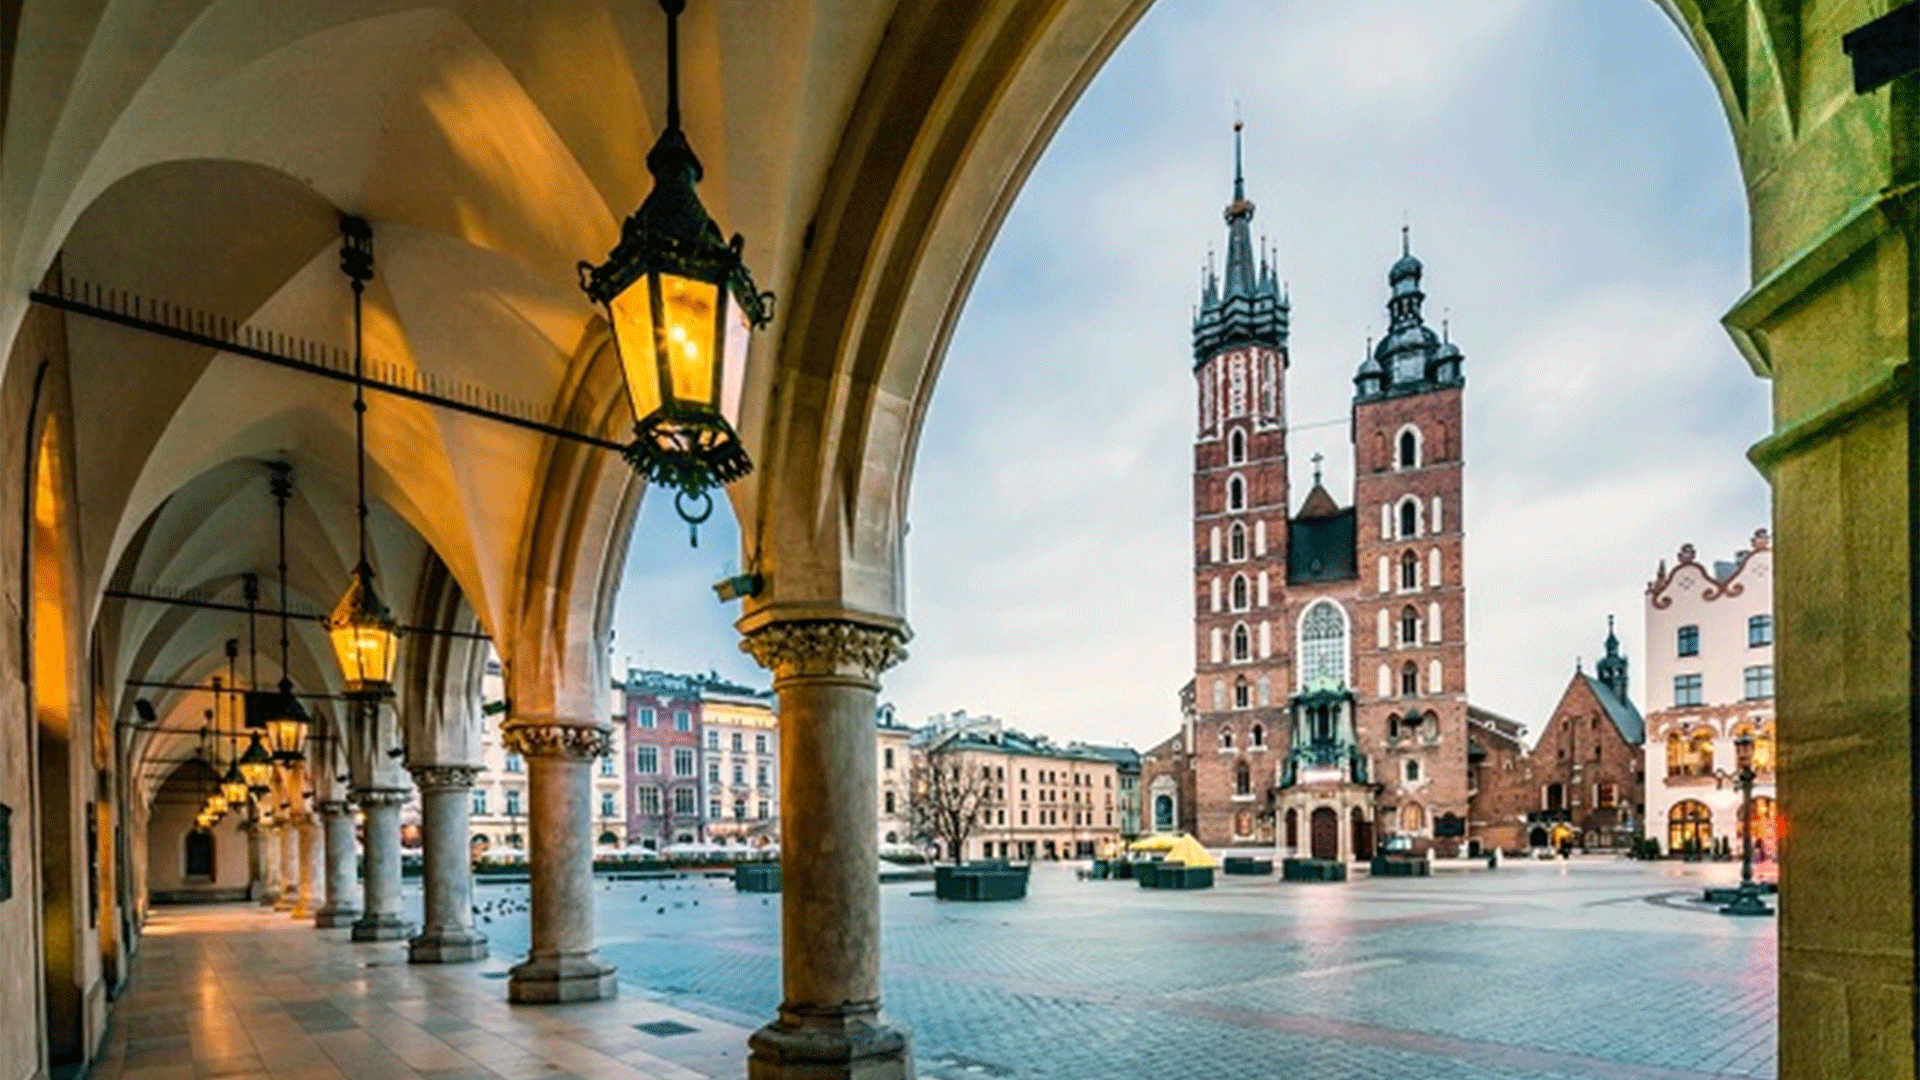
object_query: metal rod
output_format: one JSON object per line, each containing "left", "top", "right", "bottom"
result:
{"left": 101, "top": 587, "right": 491, "bottom": 640}
{"left": 124, "top": 677, "right": 349, "bottom": 702}
{"left": 27, "top": 287, "right": 626, "bottom": 452}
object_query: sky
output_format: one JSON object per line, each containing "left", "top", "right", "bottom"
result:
{"left": 614, "top": 0, "right": 1769, "bottom": 752}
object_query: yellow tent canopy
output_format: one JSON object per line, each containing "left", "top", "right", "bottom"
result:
{"left": 1127, "top": 832, "right": 1217, "bottom": 868}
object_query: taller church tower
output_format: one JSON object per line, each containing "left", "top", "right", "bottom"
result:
{"left": 1187, "top": 125, "right": 1292, "bottom": 845}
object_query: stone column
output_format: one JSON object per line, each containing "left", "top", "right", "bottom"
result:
{"left": 243, "top": 819, "right": 266, "bottom": 901}
{"left": 276, "top": 817, "right": 299, "bottom": 911}
{"left": 408, "top": 766, "right": 487, "bottom": 963}
{"left": 741, "top": 616, "right": 912, "bottom": 1080}
{"left": 314, "top": 801, "right": 360, "bottom": 927}
{"left": 259, "top": 822, "right": 283, "bottom": 906}
{"left": 504, "top": 722, "right": 614, "bottom": 1002}
{"left": 350, "top": 789, "right": 412, "bottom": 941}
{"left": 293, "top": 814, "right": 322, "bottom": 919}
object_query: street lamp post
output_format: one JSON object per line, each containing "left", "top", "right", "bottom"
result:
{"left": 1719, "top": 732, "right": 1774, "bottom": 917}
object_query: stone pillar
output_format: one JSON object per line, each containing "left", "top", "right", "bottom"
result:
{"left": 244, "top": 819, "right": 266, "bottom": 901}
{"left": 259, "top": 822, "right": 283, "bottom": 906}
{"left": 314, "top": 801, "right": 360, "bottom": 927}
{"left": 350, "top": 789, "right": 411, "bottom": 941}
{"left": 276, "top": 817, "right": 299, "bottom": 911}
{"left": 293, "top": 814, "right": 322, "bottom": 919}
{"left": 740, "top": 616, "right": 912, "bottom": 1080}
{"left": 408, "top": 766, "right": 487, "bottom": 963}
{"left": 504, "top": 722, "right": 614, "bottom": 1002}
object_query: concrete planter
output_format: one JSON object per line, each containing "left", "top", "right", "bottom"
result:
{"left": 1222, "top": 857, "right": 1274, "bottom": 876}
{"left": 933, "top": 862, "right": 1029, "bottom": 901}
{"left": 1281, "top": 857, "right": 1348, "bottom": 882}
{"left": 1368, "top": 856, "right": 1430, "bottom": 878}
{"left": 1138, "top": 862, "right": 1215, "bottom": 890}
{"left": 733, "top": 863, "right": 783, "bottom": 893}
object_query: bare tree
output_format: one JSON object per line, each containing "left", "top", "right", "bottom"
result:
{"left": 908, "top": 747, "right": 993, "bottom": 862}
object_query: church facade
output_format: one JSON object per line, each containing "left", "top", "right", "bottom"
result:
{"left": 1155, "top": 129, "right": 1474, "bottom": 857}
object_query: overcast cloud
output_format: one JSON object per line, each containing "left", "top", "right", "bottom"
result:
{"left": 615, "top": 0, "right": 1769, "bottom": 751}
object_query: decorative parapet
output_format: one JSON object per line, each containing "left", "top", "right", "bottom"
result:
{"left": 740, "top": 618, "right": 910, "bottom": 683}
{"left": 501, "top": 722, "right": 613, "bottom": 761}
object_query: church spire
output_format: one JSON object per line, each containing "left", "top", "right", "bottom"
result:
{"left": 1222, "top": 121, "right": 1257, "bottom": 298}
{"left": 1192, "top": 119, "right": 1287, "bottom": 363}
{"left": 1596, "top": 614, "right": 1630, "bottom": 703}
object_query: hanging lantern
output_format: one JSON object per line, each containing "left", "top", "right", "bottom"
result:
{"left": 220, "top": 761, "right": 249, "bottom": 808}
{"left": 238, "top": 731, "right": 275, "bottom": 794}
{"left": 264, "top": 691, "right": 308, "bottom": 763}
{"left": 578, "top": 0, "right": 771, "bottom": 544}
{"left": 327, "top": 561, "right": 400, "bottom": 695}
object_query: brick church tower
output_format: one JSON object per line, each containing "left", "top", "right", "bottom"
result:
{"left": 1348, "top": 231, "right": 1469, "bottom": 851}
{"left": 1185, "top": 124, "right": 1292, "bottom": 846}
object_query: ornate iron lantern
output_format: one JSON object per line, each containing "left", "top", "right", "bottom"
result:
{"left": 238, "top": 731, "right": 274, "bottom": 795}
{"left": 579, "top": 0, "right": 772, "bottom": 544}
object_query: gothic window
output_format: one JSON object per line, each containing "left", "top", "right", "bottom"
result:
{"left": 1545, "top": 783, "right": 1565, "bottom": 810}
{"left": 1228, "top": 476, "right": 1246, "bottom": 511}
{"left": 1400, "top": 551, "right": 1418, "bottom": 590}
{"left": 1405, "top": 759, "right": 1421, "bottom": 783}
{"left": 1231, "top": 574, "right": 1249, "bottom": 611}
{"left": 1220, "top": 727, "right": 1234, "bottom": 750}
{"left": 1298, "top": 601, "right": 1348, "bottom": 693}
{"left": 1229, "top": 522, "right": 1247, "bottom": 561}
{"left": 1232, "top": 623, "right": 1251, "bottom": 661}
{"left": 1399, "top": 498, "right": 1418, "bottom": 537}
{"left": 1401, "top": 662, "right": 1419, "bottom": 696}
{"left": 1229, "top": 428, "right": 1246, "bottom": 464}
{"left": 1400, "top": 606, "right": 1419, "bottom": 645}
{"left": 1387, "top": 715, "right": 1400, "bottom": 739}
{"left": 1398, "top": 427, "right": 1420, "bottom": 468}
{"left": 1234, "top": 678, "right": 1251, "bottom": 709}
{"left": 1235, "top": 762, "right": 1251, "bottom": 796}
{"left": 1250, "top": 723, "right": 1266, "bottom": 748}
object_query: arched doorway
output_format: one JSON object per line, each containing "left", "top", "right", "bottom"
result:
{"left": 1350, "top": 807, "right": 1373, "bottom": 859}
{"left": 1668, "top": 800, "right": 1713, "bottom": 856}
{"left": 1309, "top": 807, "right": 1338, "bottom": 860}
{"left": 1747, "top": 796, "right": 1779, "bottom": 861}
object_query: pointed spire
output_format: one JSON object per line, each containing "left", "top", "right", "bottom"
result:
{"left": 1233, "top": 119, "right": 1245, "bottom": 202}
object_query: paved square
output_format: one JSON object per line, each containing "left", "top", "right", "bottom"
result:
{"left": 475, "top": 858, "right": 1776, "bottom": 1080}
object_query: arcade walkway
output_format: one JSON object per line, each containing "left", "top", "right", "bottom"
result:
{"left": 95, "top": 907, "right": 747, "bottom": 1080}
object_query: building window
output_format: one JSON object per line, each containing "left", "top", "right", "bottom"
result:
{"left": 1744, "top": 665, "right": 1774, "bottom": 700}
{"left": 673, "top": 747, "right": 695, "bottom": 776}
{"left": 884, "top": 790, "right": 896, "bottom": 814}
{"left": 1749, "top": 614, "right": 1773, "bottom": 647}
{"left": 758, "top": 800, "right": 770, "bottom": 820}
{"left": 1231, "top": 574, "right": 1249, "bottom": 611}
{"left": 505, "top": 789, "right": 522, "bottom": 816}
{"left": 675, "top": 710, "right": 692, "bottom": 732}
{"left": 471, "top": 790, "right": 487, "bottom": 815}
{"left": 1220, "top": 727, "right": 1234, "bottom": 750}
{"left": 505, "top": 752, "right": 523, "bottom": 773}
{"left": 1400, "top": 550, "right": 1418, "bottom": 590}
{"left": 883, "top": 746, "right": 894, "bottom": 771}
{"left": 600, "top": 791, "right": 616, "bottom": 818}
{"left": 709, "top": 799, "right": 724, "bottom": 819}
{"left": 731, "top": 732, "right": 744, "bottom": 753}
{"left": 1674, "top": 673, "right": 1703, "bottom": 707}
{"left": 1229, "top": 427, "right": 1246, "bottom": 464}
{"left": 673, "top": 787, "right": 697, "bottom": 816}
{"left": 706, "top": 729, "right": 720, "bottom": 750}
{"left": 1233, "top": 678, "right": 1250, "bottom": 709}
{"left": 1298, "top": 600, "right": 1348, "bottom": 693}
{"left": 1400, "top": 606, "right": 1419, "bottom": 645}
{"left": 638, "top": 707, "right": 656, "bottom": 729}
{"left": 1229, "top": 522, "right": 1247, "bottom": 561}
{"left": 1399, "top": 499, "right": 1418, "bottom": 538}
{"left": 1234, "top": 762, "right": 1251, "bottom": 796}
{"left": 1545, "top": 783, "right": 1564, "bottom": 810}
{"left": 1154, "top": 794, "right": 1173, "bottom": 829}
{"left": 634, "top": 786, "right": 661, "bottom": 815}
{"left": 1677, "top": 625, "right": 1699, "bottom": 657}
{"left": 598, "top": 756, "right": 615, "bottom": 777}
{"left": 1232, "top": 623, "right": 1250, "bottom": 661}
{"left": 1227, "top": 475, "right": 1245, "bottom": 511}
{"left": 757, "top": 762, "right": 770, "bottom": 788}
{"left": 1401, "top": 662, "right": 1419, "bottom": 697}
{"left": 636, "top": 745, "right": 658, "bottom": 773}
{"left": 1596, "top": 782, "right": 1618, "bottom": 809}
{"left": 755, "top": 733, "right": 769, "bottom": 755}
{"left": 1405, "top": 759, "right": 1421, "bottom": 783}
{"left": 1250, "top": 723, "right": 1265, "bottom": 748}
{"left": 1398, "top": 428, "right": 1419, "bottom": 468}
{"left": 732, "top": 762, "right": 745, "bottom": 785}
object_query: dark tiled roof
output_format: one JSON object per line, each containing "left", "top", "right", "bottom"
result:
{"left": 1287, "top": 507, "right": 1357, "bottom": 585}
{"left": 1296, "top": 482, "right": 1340, "bottom": 520}
{"left": 1581, "top": 674, "right": 1645, "bottom": 745}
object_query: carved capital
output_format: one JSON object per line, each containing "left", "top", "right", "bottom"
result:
{"left": 409, "top": 765, "right": 480, "bottom": 792}
{"left": 502, "top": 722, "right": 613, "bottom": 761}
{"left": 739, "top": 618, "right": 910, "bottom": 682}
{"left": 350, "top": 788, "right": 410, "bottom": 809}
{"left": 318, "top": 800, "right": 354, "bottom": 817}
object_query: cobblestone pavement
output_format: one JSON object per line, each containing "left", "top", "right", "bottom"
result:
{"left": 462, "top": 858, "right": 1776, "bottom": 1080}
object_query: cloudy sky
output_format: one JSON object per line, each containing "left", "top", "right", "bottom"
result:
{"left": 615, "top": 0, "right": 1770, "bottom": 751}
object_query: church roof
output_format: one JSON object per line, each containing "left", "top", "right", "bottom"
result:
{"left": 1286, "top": 506, "right": 1356, "bottom": 585}
{"left": 1354, "top": 227, "right": 1463, "bottom": 402}
{"left": 1295, "top": 481, "right": 1340, "bottom": 519}
{"left": 1579, "top": 673, "right": 1645, "bottom": 745}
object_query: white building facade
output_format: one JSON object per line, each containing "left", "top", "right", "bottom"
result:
{"left": 1643, "top": 530, "right": 1777, "bottom": 860}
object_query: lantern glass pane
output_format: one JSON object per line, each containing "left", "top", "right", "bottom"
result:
{"left": 222, "top": 778, "right": 248, "bottom": 805}
{"left": 608, "top": 281, "right": 662, "bottom": 423}
{"left": 659, "top": 274, "right": 719, "bottom": 408}
{"left": 269, "top": 716, "right": 302, "bottom": 758}
{"left": 720, "top": 292, "right": 749, "bottom": 428}
{"left": 329, "top": 619, "right": 397, "bottom": 688}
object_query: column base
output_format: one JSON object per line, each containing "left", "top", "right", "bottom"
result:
{"left": 314, "top": 907, "right": 360, "bottom": 928}
{"left": 259, "top": 889, "right": 280, "bottom": 907}
{"left": 747, "top": 1008, "right": 913, "bottom": 1080}
{"left": 350, "top": 914, "right": 414, "bottom": 942}
{"left": 409, "top": 928, "right": 489, "bottom": 964}
{"left": 507, "top": 952, "right": 616, "bottom": 1003}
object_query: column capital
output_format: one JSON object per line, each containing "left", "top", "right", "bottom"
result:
{"left": 351, "top": 788, "right": 411, "bottom": 809}
{"left": 738, "top": 614, "right": 910, "bottom": 683}
{"left": 502, "top": 721, "right": 612, "bottom": 761}
{"left": 410, "top": 765, "right": 481, "bottom": 792}
{"left": 318, "top": 799, "right": 354, "bottom": 817}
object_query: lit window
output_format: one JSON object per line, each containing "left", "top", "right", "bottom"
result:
{"left": 1674, "top": 673, "right": 1703, "bottom": 707}
{"left": 1748, "top": 615, "right": 1773, "bottom": 647}
{"left": 1743, "top": 665, "right": 1774, "bottom": 700}
{"left": 1677, "top": 625, "right": 1699, "bottom": 657}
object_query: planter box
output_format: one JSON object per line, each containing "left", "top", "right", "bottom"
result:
{"left": 1222, "top": 857, "right": 1274, "bottom": 876}
{"left": 1138, "top": 862, "right": 1215, "bottom": 890}
{"left": 733, "top": 863, "right": 782, "bottom": 893}
{"left": 934, "top": 862, "right": 1029, "bottom": 901}
{"left": 1369, "top": 856, "right": 1430, "bottom": 878}
{"left": 1281, "top": 857, "right": 1348, "bottom": 882}
{"left": 1111, "top": 859, "right": 1135, "bottom": 879}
